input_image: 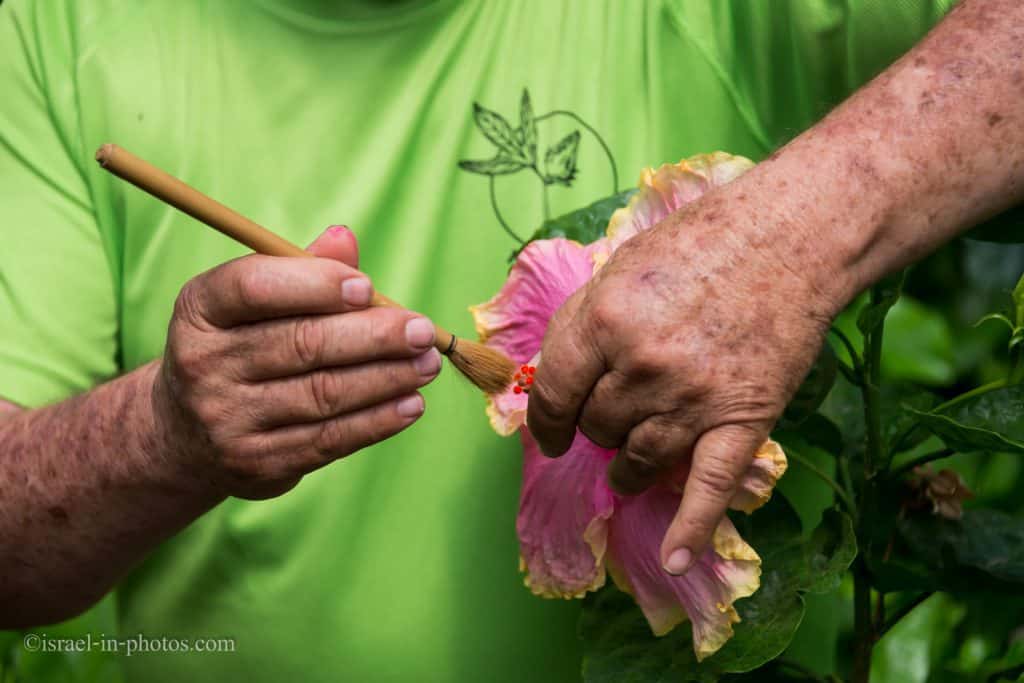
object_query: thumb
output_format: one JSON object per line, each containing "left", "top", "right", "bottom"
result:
{"left": 659, "top": 424, "right": 765, "bottom": 575}
{"left": 307, "top": 224, "right": 360, "bottom": 268}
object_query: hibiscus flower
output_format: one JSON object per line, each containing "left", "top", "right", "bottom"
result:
{"left": 471, "top": 153, "right": 788, "bottom": 661}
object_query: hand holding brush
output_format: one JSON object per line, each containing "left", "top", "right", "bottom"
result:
{"left": 95, "top": 144, "right": 515, "bottom": 395}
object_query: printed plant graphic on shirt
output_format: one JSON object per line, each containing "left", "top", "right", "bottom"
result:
{"left": 458, "top": 89, "right": 619, "bottom": 245}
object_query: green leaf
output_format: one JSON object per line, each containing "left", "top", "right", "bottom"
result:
{"left": 544, "top": 130, "right": 581, "bottom": 185}
{"left": 975, "top": 313, "right": 1016, "bottom": 334}
{"left": 775, "top": 413, "right": 843, "bottom": 457}
{"left": 471, "top": 102, "right": 523, "bottom": 158}
{"left": 515, "top": 190, "right": 634, "bottom": 262}
{"left": 870, "top": 594, "right": 966, "bottom": 683}
{"left": 1015, "top": 273, "right": 1024, "bottom": 328}
{"left": 881, "top": 296, "right": 956, "bottom": 385}
{"left": 898, "top": 508, "right": 1024, "bottom": 589}
{"left": 457, "top": 155, "right": 528, "bottom": 176}
{"left": 580, "top": 496, "right": 856, "bottom": 682}
{"left": 518, "top": 89, "right": 537, "bottom": 165}
{"left": 780, "top": 343, "right": 838, "bottom": 428}
{"left": 908, "top": 384, "right": 1024, "bottom": 455}
{"left": 857, "top": 272, "right": 906, "bottom": 336}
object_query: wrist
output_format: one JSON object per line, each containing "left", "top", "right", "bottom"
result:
{"left": 144, "top": 361, "right": 226, "bottom": 504}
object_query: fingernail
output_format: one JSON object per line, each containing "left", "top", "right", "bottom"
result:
{"left": 663, "top": 548, "right": 693, "bottom": 576}
{"left": 396, "top": 394, "right": 424, "bottom": 418}
{"left": 405, "top": 317, "right": 435, "bottom": 349}
{"left": 341, "top": 278, "right": 371, "bottom": 306}
{"left": 327, "top": 224, "right": 350, "bottom": 236}
{"left": 414, "top": 348, "right": 442, "bottom": 376}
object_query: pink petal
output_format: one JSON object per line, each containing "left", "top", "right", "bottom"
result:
{"left": 517, "top": 429, "right": 617, "bottom": 598}
{"left": 604, "top": 153, "right": 755, "bottom": 252}
{"left": 471, "top": 238, "right": 602, "bottom": 434}
{"left": 605, "top": 487, "right": 761, "bottom": 661}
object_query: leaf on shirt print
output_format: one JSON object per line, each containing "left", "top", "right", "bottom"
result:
{"left": 472, "top": 103, "right": 525, "bottom": 160}
{"left": 544, "top": 130, "right": 581, "bottom": 186}
{"left": 457, "top": 154, "right": 529, "bottom": 176}
{"left": 518, "top": 89, "right": 538, "bottom": 165}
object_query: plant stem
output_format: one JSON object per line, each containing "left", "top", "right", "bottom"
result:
{"left": 891, "top": 447, "right": 955, "bottom": 477}
{"left": 1010, "top": 344, "right": 1024, "bottom": 384}
{"left": 776, "top": 658, "right": 831, "bottom": 681}
{"left": 862, "top": 304, "right": 885, "bottom": 480}
{"left": 488, "top": 175, "right": 525, "bottom": 245}
{"left": 542, "top": 181, "right": 551, "bottom": 221}
{"left": 877, "top": 591, "right": 933, "bottom": 638}
{"left": 787, "top": 448, "right": 856, "bottom": 514}
{"left": 829, "top": 326, "right": 863, "bottom": 372}
{"left": 851, "top": 284, "right": 893, "bottom": 683}
{"left": 931, "top": 378, "right": 1006, "bottom": 415}
{"left": 851, "top": 561, "right": 874, "bottom": 683}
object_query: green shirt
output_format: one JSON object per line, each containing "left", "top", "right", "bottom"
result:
{"left": 0, "top": 1, "right": 950, "bottom": 680}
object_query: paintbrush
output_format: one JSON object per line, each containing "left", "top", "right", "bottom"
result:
{"left": 95, "top": 143, "right": 516, "bottom": 395}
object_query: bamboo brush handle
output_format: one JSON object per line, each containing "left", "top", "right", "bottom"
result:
{"left": 95, "top": 144, "right": 457, "bottom": 354}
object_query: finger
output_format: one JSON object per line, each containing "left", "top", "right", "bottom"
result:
{"left": 249, "top": 350, "right": 441, "bottom": 428}
{"left": 576, "top": 370, "right": 645, "bottom": 449}
{"left": 236, "top": 306, "right": 437, "bottom": 380}
{"left": 607, "top": 414, "right": 696, "bottom": 495}
{"left": 306, "top": 225, "right": 359, "bottom": 268}
{"left": 261, "top": 392, "right": 426, "bottom": 475}
{"left": 526, "top": 292, "right": 606, "bottom": 457}
{"left": 193, "top": 254, "right": 373, "bottom": 327}
{"left": 659, "top": 424, "right": 766, "bottom": 576}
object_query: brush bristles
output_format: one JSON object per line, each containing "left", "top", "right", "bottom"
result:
{"left": 446, "top": 338, "right": 517, "bottom": 394}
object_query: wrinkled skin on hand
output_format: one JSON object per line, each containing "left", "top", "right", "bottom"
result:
{"left": 528, "top": 186, "right": 839, "bottom": 573}
{"left": 152, "top": 227, "right": 440, "bottom": 500}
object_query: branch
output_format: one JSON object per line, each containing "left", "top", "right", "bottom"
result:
{"left": 891, "top": 448, "right": 955, "bottom": 477}
{"left": 786, "top": 448, "right": 856, "bottom": 513}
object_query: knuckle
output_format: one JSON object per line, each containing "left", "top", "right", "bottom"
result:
{"left": 692, "top": 461, "right": 738, "bottom": 498}
{"left": 625, "top": 345, "right": 669, "bottom": 380}
{"left": 312, "top": 417, "right": 353, "bottom": 460}
{"left": 235, "top": 267, "right": 274, "bottom": 311}
{"left": 712, "top": 393, "right": 779, "bottom": 423}
{"left": 292, "top": 317, "right": 326, "bottom": 367}
{"left": 621, "top": 447, "right": 662, "bottom": 482}
{"left": 368, "top": 310, "right": 403, "bottom": 350}
{"left": 588, "top": 298, "right": 625, "bottom": 336}
{"left": 677, "top": 512, "right": 717, "bottom": 541}
{"left": 306, "top": 371, "right": 341, "bottom": 418}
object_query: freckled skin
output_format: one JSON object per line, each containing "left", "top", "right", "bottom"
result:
{"left": 528, "top": 0, "right": 1024, "bottom": 573}
{"left": 0, "top": 230, "right": 439, "bottom": 627}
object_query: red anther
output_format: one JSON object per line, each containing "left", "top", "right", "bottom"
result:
{"left": 514, "top": 372, "right": 522, "bottom": 381}
{"left": 527, "top": 366, "right": 536, "bottom": 374}
{"left": 520, "top": 365, "right": 530, "bottom": 374}
{"left": 513, "top": 385, "right": 523, "bottom": 394}
{"left": 525, "top": 376, "right": 534, "bottom": 385}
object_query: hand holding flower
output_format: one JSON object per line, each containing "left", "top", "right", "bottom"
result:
{"left": 526, "top": 165, "right": 842, "bottom": 576}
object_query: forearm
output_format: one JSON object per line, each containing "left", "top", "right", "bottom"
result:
{"left": 735, "top": 0, "right": 1024, "bottom": 308}
{"left": 0, "top": 362, "right": 223, "bottom": 627}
